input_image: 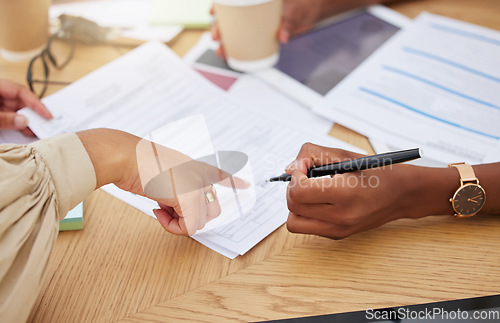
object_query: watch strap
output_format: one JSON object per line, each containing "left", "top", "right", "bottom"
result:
{"left": 448, "top": 162, "right": 478, "bottom": 184}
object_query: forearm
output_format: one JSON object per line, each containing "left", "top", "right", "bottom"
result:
{"left": 474, "top": 163, "right": 500, "bottom": 214}
{"left": 410, "top": 166, "right": 457, "bottom": 217}
{"left": 76, "top": 129, "right": 140, "bottom": 189}
{"left": 406, "top": 163, "right": 500, "bottom": 218}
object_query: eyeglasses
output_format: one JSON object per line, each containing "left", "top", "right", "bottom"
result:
{"left": 27, "top": 15, "right": 116, "bottom": 98}
{"left": 26, "top": 29, "right": 75, "bottom": 98}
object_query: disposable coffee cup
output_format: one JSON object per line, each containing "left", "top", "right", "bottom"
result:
{"left": 0, "top": 0, "right": 50, "bottom": 62}
{"left": 213, "top": 0, "right": 282, "bottom": 72}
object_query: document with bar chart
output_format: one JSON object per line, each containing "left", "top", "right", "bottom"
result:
{"left": 314, "top": 12, "right": 500, "bottom": 164}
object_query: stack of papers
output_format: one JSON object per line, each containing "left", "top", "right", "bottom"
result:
{"left": 314, "top": 13, "right": 500, "bottom": 164}
{"left": 183, "top": 33, "right": 334, "bottom": 136}
{"left": 21, "top": 42, "right": 362, "bottom": 258}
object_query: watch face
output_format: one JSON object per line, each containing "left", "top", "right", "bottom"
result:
{"left": 452, "top": 184, "right": 486, "bottom": 217}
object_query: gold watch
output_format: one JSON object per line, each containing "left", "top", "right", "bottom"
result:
{"left": 448, "top": 163, "right": 486, "bottom": 218}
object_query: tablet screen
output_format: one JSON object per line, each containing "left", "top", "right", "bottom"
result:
{"left": 276, "top": 11, "right": 399, "bottom": 96}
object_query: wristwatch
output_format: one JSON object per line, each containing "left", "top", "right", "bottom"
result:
{"left": 448, "top": 162, "right": 486, "bottom": 218}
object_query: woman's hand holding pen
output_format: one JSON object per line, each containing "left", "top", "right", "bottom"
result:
{"left": 284, "top": 143, "right": 457, "bottom": 239}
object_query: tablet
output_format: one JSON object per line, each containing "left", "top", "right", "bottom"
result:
{"left": 254, "top": 5, "right": 410, "bottom": 108}
{"left": 261, "top": 294, "right": 500, "bottom": 322}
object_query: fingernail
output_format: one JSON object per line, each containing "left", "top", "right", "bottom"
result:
{"left": 14, "top": 115, "right": 28, "bottom": 128}
{"left": 152, "top": 209, "right": 160, "bottom": 217}
{"left": 42, "top": 105, "right": 53, "bottom": 119}
{"left": 285, "top": 161, "right": 296, "bottom": 173}
{"left": 280, "top": 30, "right": 290, "bottom": 44}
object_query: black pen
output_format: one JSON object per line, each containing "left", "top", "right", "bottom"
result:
{"left": 267, "top": 148, "right": 422, "bottom": 182}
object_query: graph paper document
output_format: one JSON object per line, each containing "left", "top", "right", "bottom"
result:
{"left": 21, "top": 42, "right": 363, "bottom": 258}
{"left": 314, "top": 13, "right": 500, "bottom": 164}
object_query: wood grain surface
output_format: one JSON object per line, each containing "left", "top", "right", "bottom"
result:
{"left": 0, "top": 0, "right": 498, "bottom": 322}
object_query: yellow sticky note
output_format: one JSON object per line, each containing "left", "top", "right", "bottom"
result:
{"left": 151, "top": 0, "right": 213, "bottom": 28}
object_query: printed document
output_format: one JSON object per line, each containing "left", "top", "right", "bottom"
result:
{"left": 183, "top": 32, "right": 333, "bottom": 136}
{"left": 21, "top": 42, "right": 363, "bottom": 258}
{"left": 314, "top": 13, "right": 500, "bottom": 164}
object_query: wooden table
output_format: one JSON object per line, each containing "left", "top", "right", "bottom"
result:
{"left": 1, "top": 0, "right": 499, "bottom": 321}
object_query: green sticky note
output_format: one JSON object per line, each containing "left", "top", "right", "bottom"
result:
{"left": 59, "top": 202, "right": 84, "bottom": 231}
{"left": 151, "top": 0, "right": 213, "bottom": 28}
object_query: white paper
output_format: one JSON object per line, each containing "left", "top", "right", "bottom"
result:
{"left": 21, "top": 42, "right": 364, "bottom": 258}
{"left": 183, "top": 33, "right": 334, "bottom": 136}
{"left": 314, "top": 13, "right": 500, "bottom": 164}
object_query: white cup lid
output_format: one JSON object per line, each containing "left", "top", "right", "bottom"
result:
{"left": 0, "top": 46, "right": 45, "bottom": 62}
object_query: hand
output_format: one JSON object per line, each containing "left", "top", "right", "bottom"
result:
{"left": 285, "top": 143, "right": 457, "bottom": 239}
{"left": 279, "top": 0, "right": 392, "bottom": 40}
{"left": 210, "top": 0, "right": 320, "bottom": 58}
{"left": 279, "top": 0, "right": 328, "bottom": 41}
{"left": 129, "top": 138, "right": 249, "bottom": 236}
{"left": 77, "top": 129, "right": 249, "bottom": 236}
{"left": 211, "top": 0, "right": 385, "bottom": 58}
{"left": 0, "top": 79, "right": 52, "bottom": 135}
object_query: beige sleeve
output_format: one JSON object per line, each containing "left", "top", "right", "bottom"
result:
{"left": 0, "top": 133, "right": 96, "bottom": 322}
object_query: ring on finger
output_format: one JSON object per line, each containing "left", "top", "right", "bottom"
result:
{"left": 205, "top": 184, "right": 217, "bottom": 204}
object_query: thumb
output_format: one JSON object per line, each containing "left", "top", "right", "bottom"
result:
{"left": 0, "top": 112, "right": 29, "bottom": 130}
{"left": 278, "top": 22, "right": 291, "bottom": 44}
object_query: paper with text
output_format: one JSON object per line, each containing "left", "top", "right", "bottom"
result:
{"left": 183, "top": 33, "right": 334, "bottom": 136}
{"left": 21, "top": 42, "right": 363, "bottom": 258}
